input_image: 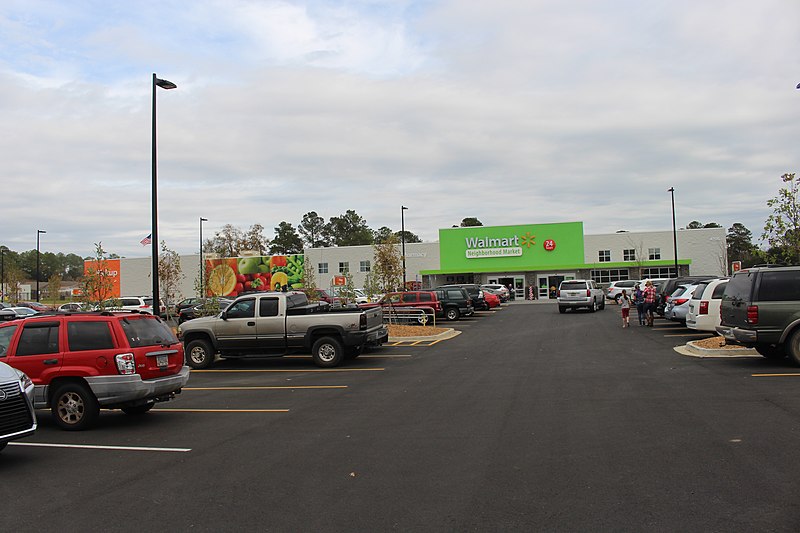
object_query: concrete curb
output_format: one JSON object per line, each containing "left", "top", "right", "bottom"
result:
{"left": 675, "top": 339, "right": 759, "bottom": 359}
{"left": 388, "top": 328, "right": 461, "bottom": 342}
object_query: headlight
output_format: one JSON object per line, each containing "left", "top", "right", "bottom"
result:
{"left": 15, "top": 369, "right": 34, "bottom": 395}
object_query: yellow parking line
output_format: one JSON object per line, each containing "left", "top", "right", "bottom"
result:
{"left": 184, "top": 386, "right": 347, "bottom": 390}
{"left": 153, "top": 408, "right": 289, "bottom": 413}
{"left": 752, "top": 373, "right": 800, "bottom": 377}
{"left": 190, "top": 368, "right": 384, "bottom": 373}
{"left": 663, "top": 333, "right": 712, "bottom": 337}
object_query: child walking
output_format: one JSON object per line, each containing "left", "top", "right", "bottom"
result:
{"left": 619, "top": 289, "right": 632, "bottom": 328}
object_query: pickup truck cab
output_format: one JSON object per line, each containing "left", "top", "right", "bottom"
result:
{"left": 178, "top": 291, "right": 388, "bottom": 369}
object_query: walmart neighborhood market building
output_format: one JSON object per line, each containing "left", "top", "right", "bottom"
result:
{"left": 111, "top": 222, "right": 727, "bottom": 301}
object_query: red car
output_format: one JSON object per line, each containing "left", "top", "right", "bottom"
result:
{"left": 483, "top": 291, "right": 501, "bottom": 309}
{"left": 0, "top": 311, "right": 189, "bottom": 430}
{"left": 18, "top": 301, "right": 51, "bottom": 312}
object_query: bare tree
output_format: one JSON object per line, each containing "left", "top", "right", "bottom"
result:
{"left": 372, "top": 235, "right": 403, "bottom": 293}
{"left": 158, "top": 241, "right": 184, "bottom": 320}
{"left": 82, "top": 242, "right": 117, "bottom": 309}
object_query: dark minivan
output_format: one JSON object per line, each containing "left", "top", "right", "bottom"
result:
{"left": 436, "top": 284, "right": 488, "bottom": 311}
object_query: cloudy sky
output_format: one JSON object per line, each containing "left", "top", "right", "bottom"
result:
{"left": 2, "top": 0, "right": 799, "bottom": 258}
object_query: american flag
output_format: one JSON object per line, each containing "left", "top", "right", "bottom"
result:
{"left": 140, "top": 234, "right": 152, "bottom": 246}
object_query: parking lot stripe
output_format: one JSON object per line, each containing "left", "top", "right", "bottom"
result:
{"left": 285, "top": 354, "right": 412, "bottom": 359}
{"left": 752, "top": 373, "right": 800, "bottom": 377}
{"left": 190, "top": 368, "right": 384, "bottom": 373}
{"left": 153, "top": 408, "right": 289, "bottom": 412}
{"left": 183, "top": 385, "right": 347, "bottom": 390}
{"left": 663, "top": 333, "right": 712, "bottom": 337}
{"left": 9, "top": 442, "right": 191, "bottom": 452}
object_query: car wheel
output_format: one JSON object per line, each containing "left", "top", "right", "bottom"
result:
{"left": 599, "top": 299, "right": 605, "bottom": 310}
{"left": 122, "top": 403, "right": 155, "bottom": 415}
{"left": 312, "top": 336, "right": 344, "bottom": 368}
{"left": 590, "top": 300, "right": 597, "bottom": 313}
{"left": 558, "top": 306, "right": 566, "bottom": 314}
{"left": 417, "top": 313, "right": 430, "bottom": 325}
{"left": 446, "top": 307, "right": 460, "bottom": 321}
{"left": 51, "top": 382, "right": 100, "bottom": 431}
{"left": 785, "top": 330, "right": 800, "bottom": 365}
{"left": 186, "top": 338, "right": 216, "bottom": 369}
{"left": 614, "top": 295, "right": 621, "bottom": 304}
{"left": 755, "top": 343, "right": 786, "bottom": 360}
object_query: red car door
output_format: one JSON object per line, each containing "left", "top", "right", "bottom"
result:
{"left": 7, "top": 318, "right": 64, "bottom": 386}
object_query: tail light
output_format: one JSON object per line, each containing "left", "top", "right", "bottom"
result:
{"left": 115, "top": 353, "right": 136, "bottom": 375}
{"left": 747, "top": 305, "right": 758, "bottom": 325}
{"left": 359, "top": 313, "right": 367, "bottom": 330}
{"left": 699, "top": 301, "right": 709, "bottom": 315}
{"left": 586, "top": 290, "right": 591, "bottom": 297}
{"left": 556, "top": 290, "right": 561, "bottom": 297}
{"left": 673, "top": 298, "right": 689, "bottom": 306}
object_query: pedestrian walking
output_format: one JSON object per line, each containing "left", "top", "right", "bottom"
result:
{"left": 619, "top": 289, "right": 632, "bottom": 327}
{"left": 643, "top": 280, "right": 657, "bottom": 327}
{"left": 633, "top": 283, "right": 645, "bottom": 326}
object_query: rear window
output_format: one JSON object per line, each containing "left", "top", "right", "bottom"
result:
{"left": 0, "top": 324, "right": 19, "bottom": 357}
{"left": 286, "top": 293, "right": 308, "bottom": 309}
{"left": 723, "top": 272, "right": 755, "bottom": 302}
{"left": 692, "top": 282, "right": 712, "bottom": 299}
{"left": 120, "top": 317, "right": 178, "bottom": 347}
{"left": 711, "top": 281, "right": 728, "bottom": 299}
{"left": 560, "top": 282, "right": 587, "bottom": 290}
{"left": 758, "top": 270, "right": 800, "bottom": 301}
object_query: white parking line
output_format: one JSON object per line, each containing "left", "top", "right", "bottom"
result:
{"left": 9, "top": 442, "right": 191, "bottom": 453}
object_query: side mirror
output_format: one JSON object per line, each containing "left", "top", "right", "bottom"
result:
{"left": 220, "top": 311, "right": 228, "bottom": 320}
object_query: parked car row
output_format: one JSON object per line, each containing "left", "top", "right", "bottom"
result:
{"left": 359, "top": 283, "right": 506, "bottom": 323}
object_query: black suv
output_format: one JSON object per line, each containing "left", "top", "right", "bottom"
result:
{"left": 437, "top": 284, "right": 488, "bottom": 311}
{"left": 429, "top": 287, "right": 474, "bottom": 321}
{"left": 718, "top": 266, "right": 800, "bottom": 363}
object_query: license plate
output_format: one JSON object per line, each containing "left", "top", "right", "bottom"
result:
{"left": 156, "top": 354, "right": 168, "bottom": 367}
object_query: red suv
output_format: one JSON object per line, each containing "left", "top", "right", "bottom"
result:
{"left": 0, "top": 311, "right": 189, "bottom": 430}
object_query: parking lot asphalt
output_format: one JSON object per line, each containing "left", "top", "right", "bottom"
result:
{"left": 4, "top": 301, "right": 800, "bottom": 531}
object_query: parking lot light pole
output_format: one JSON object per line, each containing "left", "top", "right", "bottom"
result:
{"left": 1, "top": 246, "right": 5, "bottom": 303}
{"left": 36, "top": 229, "right": 46, "bottom": 301}
{"left": 200, "top": 217, "right": 208, "bottom": 297}
{"left": 668, "top": 187, "right": 678, "bottom": 278}
{"left": 401, "top": 206, "right": 408, "bottom": 289}
{"left": 151, "top": 73, "right": 177, "bottom": 313}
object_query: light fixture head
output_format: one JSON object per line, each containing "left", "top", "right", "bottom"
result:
{"left": 155, "top": 77, "right": 177, "bottom": 90}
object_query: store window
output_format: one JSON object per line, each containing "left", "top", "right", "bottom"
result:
{"left": 598, "top": 250, "right": 611, "bottom": 262}
{"left": 318, "top": 262, "right": 328, "bottom": 274}
{"left": 648, "top": 248, "right": 661, "bottom": 260}
{"left": 339, "top": 262, "right": 349, "bottom": 273}
{"left": 623, "top": 249, "right": 636, "bottom": 261}
{"left": 642, "top": 267, "right": 675, "bottom": 278}
{"left": 360, "top": 260, "right": 370, "bottom": 272}
{"left": 590, "top": 269, "right": 629, "bottom": 283}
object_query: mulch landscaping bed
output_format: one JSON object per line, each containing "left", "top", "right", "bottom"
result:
{"left": 692, "top": 335, "right": 739, "bottom": 350}
{"left": 387, "top": 324, "right": 449, "bottom": 337}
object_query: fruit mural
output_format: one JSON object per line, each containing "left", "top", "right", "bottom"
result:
{"left": 204, "top": 255, "right": 304, "bottom": 297}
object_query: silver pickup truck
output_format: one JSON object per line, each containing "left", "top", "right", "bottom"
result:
{"left": 177, "top": 291, "right": 388, "bottom": 368}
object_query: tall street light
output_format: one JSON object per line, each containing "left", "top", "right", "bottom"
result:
{"left": 36, "top": 229, "right": 46, "bottom": 301}
{"left": 401, "top": 206, "right": 409, "bottom": 289}
{"left": 668, "top": 187, "right": 678, "bottom": 278}
{"left": 151, "top": 73, "right": 177, "bottom": 313}
{"left": 0, "top": 246, "right": 5, "bottom": 303}
{"left": 200, "top": 217, "right": 208, "bottom": 298}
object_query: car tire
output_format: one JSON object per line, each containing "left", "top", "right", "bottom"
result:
{"left": 599, "top": 299, "right": 605, "bottom": 310}
{"left": 312, "top": 336, "right": 344, "bottom": 368}
{"left": 755, "top": 343, "right": 786, "bottom": 360}
{"left": 122, "top": 403, "right": 155, "bottom": 415}
{"left": 614, "top": 295, "right": 621, "bottom": 304}
{"left": 785, "top": 330, "right": 800, "bottom": 365}
{"left": 558, "top": 306, "right": 566, "bottom": 314}
{"left": 186, "top": 338, "right": 216, "bottom": 369}
{"left": 51, "top": 382, "right": 100, "bottom": 431}
{"left": 445, "top": 307, "right": 460, "bottom": 321}
{"left": 590, "top": 300, "right": 597, "bottom": 313}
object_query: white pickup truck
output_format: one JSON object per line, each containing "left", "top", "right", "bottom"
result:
{"left": 177, "top": 291, "right": 388, "bottom": 368}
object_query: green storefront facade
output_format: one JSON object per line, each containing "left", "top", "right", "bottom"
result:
{"left": 421, "top": 222, "right": 692, "bottom": 299}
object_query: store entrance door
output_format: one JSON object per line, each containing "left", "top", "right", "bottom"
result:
{"left": 490, "top": 276, "right": 524, "bottom": 300}
{"left": 538, "top": 273, "right": 575, "bottom": 299}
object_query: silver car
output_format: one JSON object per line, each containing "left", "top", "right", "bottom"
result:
{"left": 0, "top": 361, "right": 37, "bottom": 452}
{"left": 557, "top": 279, "right": 606, "bottom": 313}
{"left": 664, "top": 284, "right": 698, "bottom": 323}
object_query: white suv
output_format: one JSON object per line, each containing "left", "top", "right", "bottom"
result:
{"left": 686, "top": 278, "right": 728, "bottom": 332}
{"left": 557, "top": 280, "right": 606, "bottom": 313}
{"left": 102, "top": 296, "right": 165, "bottom": 315}
{"left": 606, "top": 280, "right": 640, "bottom": 302}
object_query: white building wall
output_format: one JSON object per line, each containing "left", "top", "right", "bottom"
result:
{"left": 584, "top": 227, "right": 726, "bottom": 276}
{"left": 303, "top": 242, "right": 440, "bottom": 289}
{"left": 120, "top": 255, "right": 200, "bottom": 302}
